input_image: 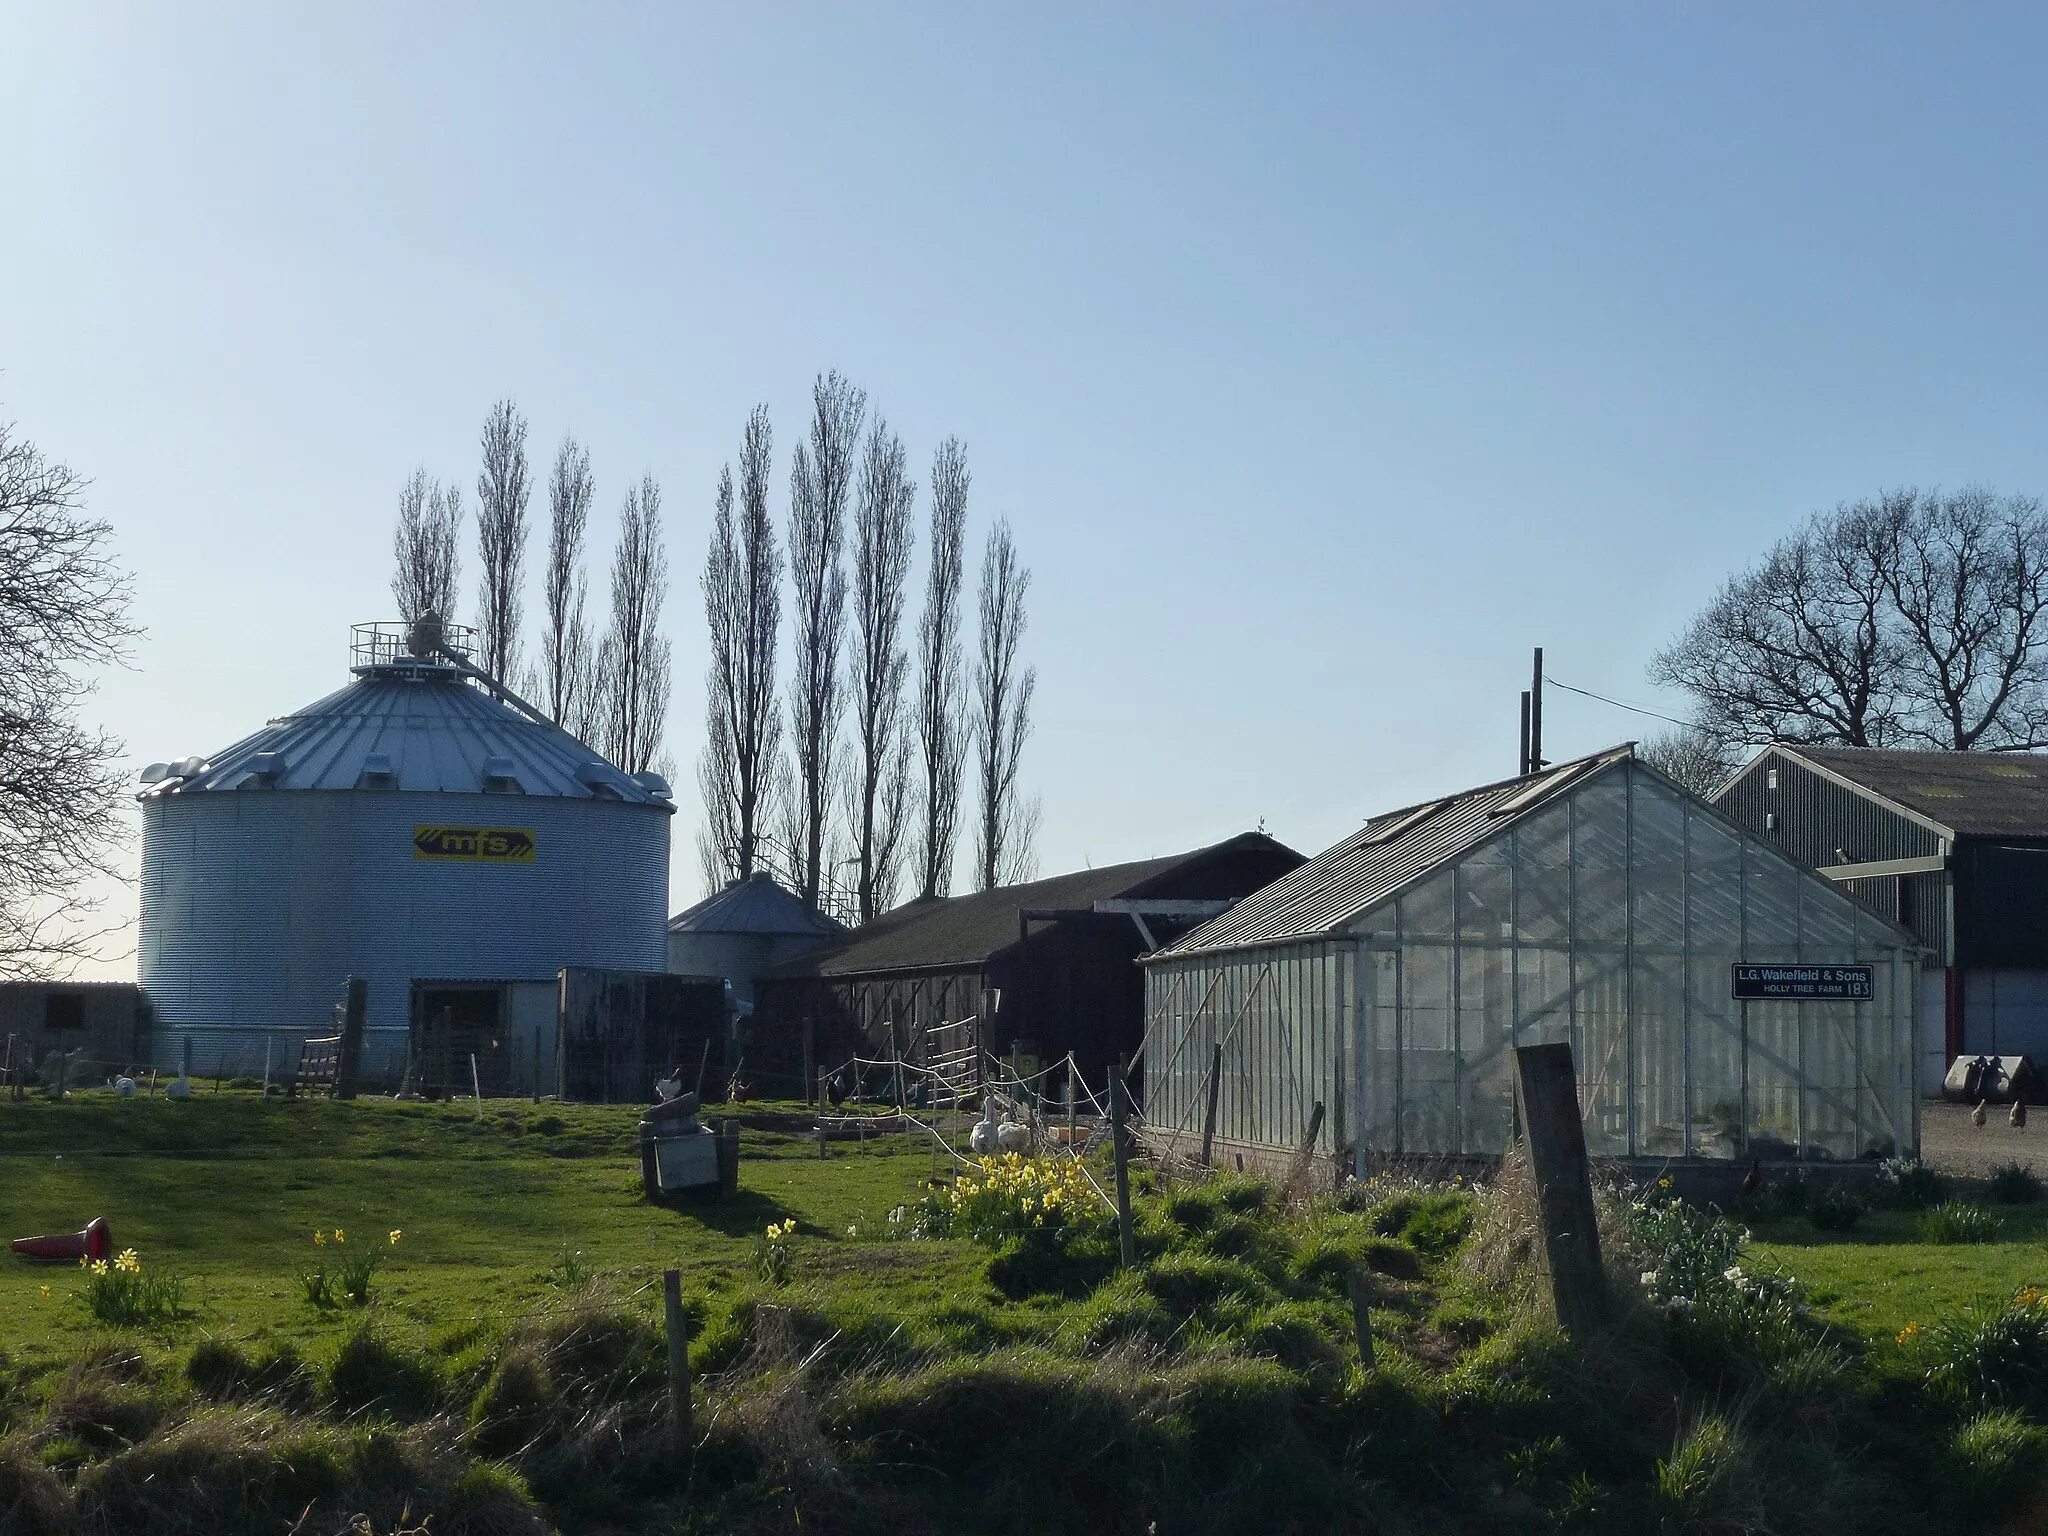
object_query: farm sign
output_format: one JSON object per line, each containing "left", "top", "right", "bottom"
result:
{"left": 413, "top": 826, "right": 537, "bottom": 863}
{"left": 1729, "top": 964, "right": 1872, "bottom": 1001}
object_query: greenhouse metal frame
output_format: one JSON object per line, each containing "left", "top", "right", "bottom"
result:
{"left": 1140, "top": 748, "right": 1921, "bottom": 1169}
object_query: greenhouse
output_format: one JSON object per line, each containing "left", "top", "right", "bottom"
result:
{"left": 1139, "top": 746, "right": 1921, "bottom": 1170}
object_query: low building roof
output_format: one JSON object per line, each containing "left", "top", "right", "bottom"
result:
{"left": 1755, "top": 745, "right": 2048, "bottom": 840}
{"left": 765, "top": 832, "right": 1302, "bottom": 980}
{"left": 1150, "top": 748, "right": 1637, "bottom": 959}
{"left": 669, "top": 871, "right": 847, "bottom": 938}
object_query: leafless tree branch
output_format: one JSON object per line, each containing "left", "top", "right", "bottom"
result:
{"left": 474, "top": 399, "right": 531, "bottom": 687}
{"left": 0, "top": 416, "right": 137, "bottom": 978}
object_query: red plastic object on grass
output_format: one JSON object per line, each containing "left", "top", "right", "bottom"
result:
{"left": 10, "top": 1216, "right": 113, "bottom": 1264}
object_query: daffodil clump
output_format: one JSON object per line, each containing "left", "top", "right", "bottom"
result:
{"left": 936, "top": 1153, "right": 1109, "bottom": 1248}
{"left": 301, "top": 1224, "right": 402, "bottom": 1308}
{"left": 76, "top": 1246, "right": 185, "bottom": 1326}
{"left": 755, "top": 1218, "right": 798, "bottom": 1286}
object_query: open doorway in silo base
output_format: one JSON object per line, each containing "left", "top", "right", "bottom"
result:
{"left": 410, "top": 984, "right": 502, "bottom": 1099}
{"left": 408, "top": 980, "right": 559, "bottom": 1100}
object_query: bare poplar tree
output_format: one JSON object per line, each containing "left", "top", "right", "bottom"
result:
{"left": 698, "top": 408, "right": 783, "bottom": 884}
{"left": 0, "top": 417, "right": 136, "bottom": 977}
{"left": 785, "top": 371, "right": 864, "bottom": 907}
{"left": 973, "top": 518, "right": 1038, "bottom": 890}
{"left": 390, "top": 468, "right": 461, "bottom": 623}
{"left": 845, "top": 419, "right": 917, "bottom": 922}
{"left": 914, "top": 436, "right": 970, "bottom": 899}
{"left": 474, "top": 399, "right": 531, "bottom": 686}
{"left": 1653, "top": 487, "right": 2048, "bottom": 751}
{"left": 593, "top": 474, "right": 672, "bottom": 773}
{"left": 538, "top": 436, "right": 596, "bottom": 734}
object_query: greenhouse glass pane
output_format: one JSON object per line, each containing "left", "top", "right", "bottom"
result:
{"left": 1800, "top": 999, "right": 1863, "bottom": 1161}
{"left": 1457, "top": 845, "right": 1513, "bottom": 943}
{"left": 1514, "top": 800, "right": 1571, "bottom": 945}
{"left": 1573, "top": 776, "right": 1630, "bottom": 948}
{"left": 1747, "top": 999, "right": 1802, "bottom": 1158}
{"left": 1516, "top": 944, "right": 1572, "bottom": 1038}
{"left": 1366, "top": 948, "right": 1400, "bottom": 1152}
{"left": 1401, "top": 867, "right": 1456, "bottom": 943}
{"left": 1460, "top": 941, "right": 1515, "bottom": 1152}
{"left": 1632, "top": 947, "right": 1688, "bottom": 1157}
{"left": 1630, "top": 772, "right": 1688, "bottom": 951}
{"left": 1575, "top": 947, "right": 1632, "bottom": 1157}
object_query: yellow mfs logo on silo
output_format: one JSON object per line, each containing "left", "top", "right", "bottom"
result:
{"left": 413, "top": 826, "right": 537, "bottom": 863}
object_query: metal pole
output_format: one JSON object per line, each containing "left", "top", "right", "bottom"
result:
{"left": 1065, "top": 1055, "right": 1076, "bottom": 1148}
{"left": 663, "top": 1268, "right": 692, "bottom": 1454}
{"left": 471, "top": 1052, "right": 483, "bottom": 1120}
{"left": 262, "top": 1036, "right": 272, "bottom": 1098}
{"left": 1529, "top": 646, "right": 1544, "bottom": 772}
{"left": 1200, "top": 1042, "right": 1224, "bottom": 1167}
{"left": 1110, "top": 1053, "right": 1136, "bottom": 1268}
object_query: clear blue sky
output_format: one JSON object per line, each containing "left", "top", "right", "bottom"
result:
{"left": 5, "top": 5, "right": 2047, "bottom": 975}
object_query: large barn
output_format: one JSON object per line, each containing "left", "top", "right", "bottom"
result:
{"left": 753, "top": 833, "right": 1305, "bottom": 1100}
{"left": 1140, "top": 747, "right": 1921, "bottom": 1174}
{"left": 1714, "top": 745, "right": 2048, "bottom": 1093}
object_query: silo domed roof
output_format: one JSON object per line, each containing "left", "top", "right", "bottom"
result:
{"left": 138, "top": 622, "right": 671, "bottom": 807}
{"left": 668, "top": 871, "right": 845, "bottom": 937}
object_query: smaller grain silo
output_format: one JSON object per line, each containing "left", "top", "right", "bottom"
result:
{"left": 667, "top": 872, "right": 844, "bottom": 1007}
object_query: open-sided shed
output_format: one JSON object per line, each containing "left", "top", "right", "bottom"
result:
{"left": 1140, "top": 747, "right": 1922, "bottom": 1172}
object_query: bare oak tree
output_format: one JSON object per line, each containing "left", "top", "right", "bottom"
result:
{"left": 0, "top": 418, "right": 136, "bottom": 977}
{"left": 538, "top": 436, "right": 596, "bottom": 735}
{"left": 914, "top": 436, "right": 970, "bottom": 899}
{"left": 391, "top": 468, "right": 462, "bottom": 623}
{"left": 973, "top": 517, "right": 1037, "bottom": 890}
{"left": 474, "top": 400, "right": 531, "bottom": 686}
{"left": 1638, "top": 725, "right": 1743, "bottom": 798}
{"left": 595, "top": 475, "right": 672, "bottom": 774}
{"left": 785, "top": 371, "right": 864, "bottom": 907}
{"left": 1882, "top": 487, "right": 2048, "bottom": 749}
{"left": 845, "top": 419, "right": 916, "bottom": 921}
{"left": 1653, "top": 487, "right": 2048, "bottom": 752}
{"left": 698, "top": 408, "right": 783, "bottom": 885}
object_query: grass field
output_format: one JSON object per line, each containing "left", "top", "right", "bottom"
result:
{"left": 0, "top": 1090, "right": 967, "bottom": 1370}
{"left": 1752, "top": 1206, "right": 2048, "bottom": 1343}
{"left": 6, "top": 1089, "right": 2048, "bottom": 1534}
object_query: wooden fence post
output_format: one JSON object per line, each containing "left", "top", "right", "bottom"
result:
{"left": 335, "top": 978, "right": 367, "bottom": 1101}
{"left": 1110, "top": 1054, "right": 1136, "bottom": 1268}
{"left": 1200, "top": 1042, "right": 1224, "bottom": 1168}
{"left": 663, "top": 1268, "right": 691, "bottom": 1456}
{"left": 1345, "top": 1268, "right": 1376, "bottom": 1369}
{"left": 1513, "top": 1042, "right": 1608, "bottom": 1338}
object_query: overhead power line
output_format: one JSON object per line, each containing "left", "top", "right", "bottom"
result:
{"left": 1542, "top": 675, "right": 1697, "bottom": 731}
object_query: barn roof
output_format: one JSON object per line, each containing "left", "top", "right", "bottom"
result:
{"left": 766, "top": 832, "right": 1302, "bottom": 979}
{"left": 1149, "top": 747, "right": 1635, "bottom": 959}
{"left": 669, "top": 871, "right": 847, "bottom": 938}
{"left": 1756, "top": 745, "right": 2048, "bottom": 840}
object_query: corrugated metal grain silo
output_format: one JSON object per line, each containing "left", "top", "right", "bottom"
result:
{"left": 136, "top": 619, "right": 672, "bottom": 1080}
